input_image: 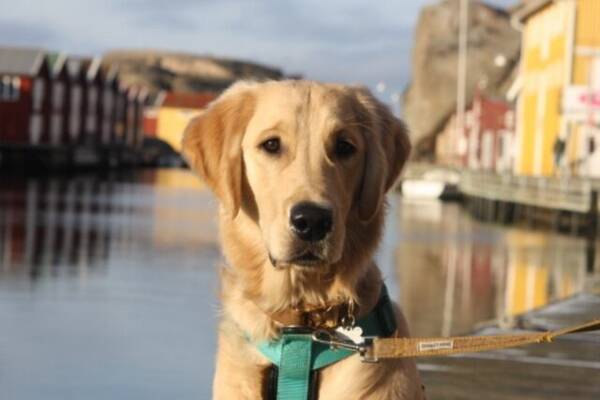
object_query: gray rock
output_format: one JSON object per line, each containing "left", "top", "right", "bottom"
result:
{"left": 402, "top": 0, "right": 521, "bottom": 158}
{"left": 102, "top": 50, "right": 284, "bottom": 96}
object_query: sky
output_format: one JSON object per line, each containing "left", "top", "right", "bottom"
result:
{"left": 0, "top": 0, "right": 517, "bottom": 104}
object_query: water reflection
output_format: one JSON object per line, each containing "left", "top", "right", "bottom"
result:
{"left": 1, "top": 170, "right": 599, "bottom": 399}
{"left": 0, "top": 178, "right": 111, "bottom": 279}
{"left": 0, "top": 170, "right": 217, "bottom": 281}
{"left": 0, "top": 170, "right": 220, "bottom": 400}
{"left": 396, "top": 198, "right": 598, "bottom": 337}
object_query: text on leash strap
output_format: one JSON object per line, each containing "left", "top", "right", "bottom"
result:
{"left": 418, "top": 340, "right": 454, "bottom": 352}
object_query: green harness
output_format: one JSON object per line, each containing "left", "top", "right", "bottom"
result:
{"left": 255, "top": 285, "right": 397, "bottom": 400}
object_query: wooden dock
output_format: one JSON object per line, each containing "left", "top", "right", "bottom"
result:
{"left": 400, "top": 163, "right": 600, "bottom": 397}
{"left": 418, "top": 291, "right": 600, "bottom": 399}
{"left": 401, "top": 163, "right": 600, "bottom": 237}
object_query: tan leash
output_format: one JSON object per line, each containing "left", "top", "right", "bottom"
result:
{"left": 313, "top": 319, "right": 600, "bottom": 362}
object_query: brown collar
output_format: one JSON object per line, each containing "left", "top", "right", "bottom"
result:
{"left": 256, "top": 280, "right": 383, "bottom": 329}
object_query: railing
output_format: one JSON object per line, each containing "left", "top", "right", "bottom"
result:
{"left": 459, "top": 171, "right": 594, "bottom": 213}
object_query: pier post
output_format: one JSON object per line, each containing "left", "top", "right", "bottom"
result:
{"left": 586, "top": 190, "right": 598, "bottom": 274}
{"left": 589, "top": 190, "right": 598, "bottom": 238}
{"left": 570, "top": 212, "right": 578, "bottom": 236}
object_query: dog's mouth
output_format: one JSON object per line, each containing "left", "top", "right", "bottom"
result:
{"left": 269, "top": 251, "right": 325, "bottom": 269}
{"left": 291, "top": 251, "right": 323, "bottom": 266}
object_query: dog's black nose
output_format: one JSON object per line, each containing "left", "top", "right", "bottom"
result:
{"left": 290, "top": 202, "right": 333, "bottom": 242}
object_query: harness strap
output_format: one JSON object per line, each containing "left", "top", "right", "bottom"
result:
{"left": 277, "top": 332, "right": 313, "bottom": 400}
{"left": 265, "top": 366, "right": 320, "bottom": 400}
{"left": 256, "top": 284, "right": 397, "bottom": 400}
{"left": 364, "top": 319, "right": 600, "bottom": 361}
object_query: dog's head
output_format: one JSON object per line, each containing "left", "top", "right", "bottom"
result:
{"left": 182, "top": 80, "right": 410, "bottom": 284}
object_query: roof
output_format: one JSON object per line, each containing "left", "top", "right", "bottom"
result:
{"left": 506, "top": 74, "right": 523, "bottom": 102}
{"left": 0, "top": 46, "right": 46, "bottom": 75}
{"left": 85, "top": 57, "right": 102, "bottom": 81}
{"left": 66, "top": 58, "right": 85, "bottom": 79}
{"left": 68, "top": 57, "right": 103, "bottom": 82}
{"left": 101, "top": 64, "right": 118, "bottom": 82}
{"left": 46, "top": 52, "right": 67, "bottom": 77}
{"left": 151, "top": 91, "right": 167, "bottom": 107}
{"left": 512, "top": 0, "right": 554, "bottom": 24}
{"left": 127, "top": 85, "right": 139, "bottom": 100}
{"left": 137, "top": 87, "right": 149, "bottom": 101}
{"left": 159, "top": 91, "right": 217, "bottom": 109}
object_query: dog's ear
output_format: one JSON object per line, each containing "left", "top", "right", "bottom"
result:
{"left": 181, "top": 89, "right": 255, "bottom": 218}
{"left": 351, "top": 87, "right": 411, "bottom": 222}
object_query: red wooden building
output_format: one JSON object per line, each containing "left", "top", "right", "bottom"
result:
{"left": 113, "top": 84, "right": 128, "bottom": 146}
{"left": 100, "top": 65, "right": 120, "bottom": 146}
{"left": 436, "top": 92, "right": 515, "bottom": 173}
{"left": 1, "top": 46, "right": 154, "bottom": 167}
{"left": 0, "top": 47, "right": 50, "bottom": 146}
{"left": 125, "top": 86, "right": 138, "bottom": 148}
{"left": 123, "top": 86, "right": 148, "bottom": 149}
{"left": 142, "top": 107, "right": 158, "bottom": 138}
{"left": 141, "top": 91, "right": 217, "bottom": 151}
{"left": 80, "top": 57, "right": 103, "bottom": 146}
{"left": 465, "top": 94, "right": 515, "bottom": 172}
{"left": 47, "top": 52, "right": 69, "bottom": 146}
{"left": 134, "top": 88, "right": 149, "bottom": 148}
{"left": 65, "top": 58, "right": 87, "bottom": 144}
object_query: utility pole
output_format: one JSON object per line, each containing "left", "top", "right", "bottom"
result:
{"left": 456, "top": 0, "right": 469, "bottom": 166}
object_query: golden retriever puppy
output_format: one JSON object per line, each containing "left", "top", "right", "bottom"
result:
{"left": 182, "top": 80, "right": 425, "bottom": 400}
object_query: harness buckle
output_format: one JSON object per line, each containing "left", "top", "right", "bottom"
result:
{"left": 359, "top": 338, "right": 379, "bottom": 363}
{"left": 312, "top": 329, "right": 363, "bottom": 351}
{"left": 311, "top": 329, "right": 379, "bottom": 363}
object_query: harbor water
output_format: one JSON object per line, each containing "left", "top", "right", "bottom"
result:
{"left": 1, "top": 169, "right": 598, "bottom": 399}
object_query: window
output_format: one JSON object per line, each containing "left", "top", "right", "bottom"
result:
{"left": 29, "top": 113, "right": 42, "bottom": 144}
{"left": 71, "top": 85, "right": 82, "bottom": 109}
{"left": 116, "top": 96, "right": 125, "bottom": 120}
{"left": 86, "top": 87, "right": 98, "bottom": 133}
{"left": 0, "top": 76, "right": 23, "bottom": 101}
{"left": 70, "top": 85, "right": 82, "bottom": 139}
{"left": 102, "top": 120, "right": 111, "bottom": 143}
{"left": 51, "top": 113, "right": 62, "bottom": 144}
{"left": 1, "top": 76, "right": 10, "bottom": 99}
{"left": 11, "top": 77, "right": 21, "bottom": 100}
{"left": 52, "top": 81, "right": 64, "bottom": 110}
{"left": 127, "top": 104, "right": 135, "bottom": 136}
{"left": 86, "top": 114, "right": 96, "bottom": 133}
{"left": 88, "top": 87, "right": 97, "bottom": 111}
{"left": 33, "top": 79, "right": 45, "bottom": 110}
{"left": 103, "top": 88, "right": 113, "bottom": 116}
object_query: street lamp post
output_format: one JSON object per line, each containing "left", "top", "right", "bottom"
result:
{"left": 456, "top": 0, "right": 469, "bottom": 167}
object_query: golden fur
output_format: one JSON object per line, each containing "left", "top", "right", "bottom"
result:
{"left": 182, "top": 80, "right": 425, "bottom": 399}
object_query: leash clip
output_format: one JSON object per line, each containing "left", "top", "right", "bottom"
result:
{"left": 312, "top": 329, "right": 379, "bottom": 363}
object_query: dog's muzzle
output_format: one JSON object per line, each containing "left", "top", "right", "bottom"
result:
{"left": 289, "top": 202, "right": 333, "bottom": 242}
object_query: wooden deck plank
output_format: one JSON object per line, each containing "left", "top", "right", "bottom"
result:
{"left": 418, "top": 294, "right": 600, "bottom": 399}
{"left": 515, "top": 294, "right": 600, "bottom": 332}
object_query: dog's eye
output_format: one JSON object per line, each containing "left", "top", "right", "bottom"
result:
{"left": 335, "top": 138, "right": 356, "bottom": 159}
{"left": 260, "top": 137, "right": 281, "bottom": 154}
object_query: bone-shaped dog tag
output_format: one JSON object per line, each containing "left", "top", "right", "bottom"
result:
{"left": 335, "top": 326, "right": 364, "bottom": 344}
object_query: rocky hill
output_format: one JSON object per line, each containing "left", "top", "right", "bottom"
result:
{"left": 402, "top": 0, "right": 522, "bottom": 158}
{"left": 102, "top": 50, "right": 284, "bottom": 96}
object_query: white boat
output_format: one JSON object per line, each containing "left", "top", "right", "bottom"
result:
{"left": 401, "top": 169, "right": 461, "bottom": 200}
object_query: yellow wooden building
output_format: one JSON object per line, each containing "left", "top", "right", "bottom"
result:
{"left": 513, "top": 0, "right": 600, "bottom": 177}
{"left": 148, "top": 91, "right": 216, "bottom": 153}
